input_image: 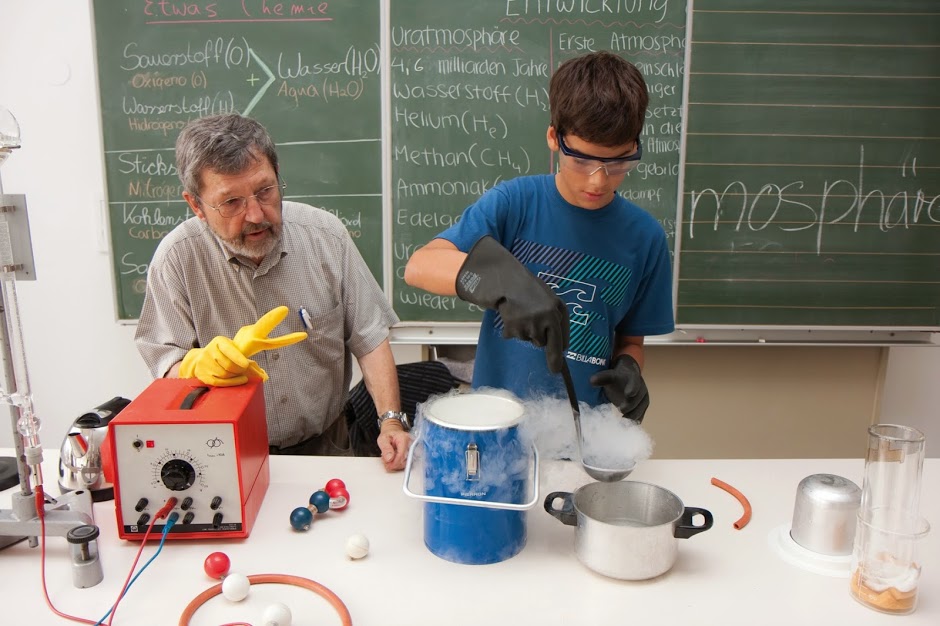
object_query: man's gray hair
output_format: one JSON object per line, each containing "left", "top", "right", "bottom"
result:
{"left": 175, "top": 113, "right": 279, "bottom": 198}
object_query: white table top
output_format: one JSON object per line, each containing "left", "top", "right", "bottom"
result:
{"left": 1, "top": 450, "right": 937, "bottom": 626}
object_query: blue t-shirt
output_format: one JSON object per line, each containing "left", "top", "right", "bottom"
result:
{"left": 438, "top": 174, "right": 674, "bottom": 406}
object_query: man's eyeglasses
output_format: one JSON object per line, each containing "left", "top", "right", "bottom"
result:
{"left": 557, "top": 134, "right": 642, "bottom": 177}
{"left": 196, "top": 182, "right": 286, "bottom": 218}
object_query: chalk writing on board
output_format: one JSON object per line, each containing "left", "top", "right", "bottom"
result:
{"left": 688, "top": 147, "right": 940, "bottom": 255}
{"left": 94, "top": 0, "right": 383, "bottom": 319}
{"left": 141, "top": 1, "right": 331, "bottom": 21}
{"left": 390, "top": 1, "right": 687, "bottom": 320}
{"left": 127, "top": 179, "right": 183, "bottom": 199}
{"left": 503, "top": 0, "right": 671, "bottom": 23}
{"left": 677, "top": 0, "right": 939, "bottom": 328}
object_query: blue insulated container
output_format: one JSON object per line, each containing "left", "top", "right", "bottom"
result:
{"left": 421, "top": 394, "right": 529, "bottom": 564}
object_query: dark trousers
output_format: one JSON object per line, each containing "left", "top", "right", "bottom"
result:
{"left": 269, "top": 415, "right": 353, "bottom": 456}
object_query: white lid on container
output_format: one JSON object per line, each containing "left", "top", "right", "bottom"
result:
{"left": 423, "top": 394, "right": 524, "bottom": 431}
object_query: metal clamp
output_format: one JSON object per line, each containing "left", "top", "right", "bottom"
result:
{"left": 465, "top": 443, "right": 479, "bottom": 480}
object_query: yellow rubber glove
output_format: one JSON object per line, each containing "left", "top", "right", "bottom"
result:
{"left": 178, "top": 335, "right": 259, "bottom": 387}
{"left": 179, "top": 306, "right": 308, "bottom": 387}
{"left": 233, "top": 306, "right": 308, "bottom": 357}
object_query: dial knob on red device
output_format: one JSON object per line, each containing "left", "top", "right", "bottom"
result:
{"left": 161, "top": 459, "right": 196, "bottom": 491}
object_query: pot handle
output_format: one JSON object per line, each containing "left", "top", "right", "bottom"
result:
{"left": 674, "top": 507, "right": 714, "bottom": 539}
{"left": 543, "top": 491, "right": 577, "bottom": 526}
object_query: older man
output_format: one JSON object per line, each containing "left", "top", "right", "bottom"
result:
{"left": 135, "top": 113, "right": 410, "bottom": 471}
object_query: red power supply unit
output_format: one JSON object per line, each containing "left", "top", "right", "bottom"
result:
{"left": 104, "top": 378, "right": 270, "bottom": 540}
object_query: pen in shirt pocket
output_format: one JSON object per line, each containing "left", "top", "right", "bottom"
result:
{"left": 298, "top": 307, "right": 314, "bottom": 330}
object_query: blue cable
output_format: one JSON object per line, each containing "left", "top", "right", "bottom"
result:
{"left": 94, "top": 516, "right": 177, "bottom": 626}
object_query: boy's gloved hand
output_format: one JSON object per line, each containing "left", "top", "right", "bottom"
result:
{"left": 589, "top": 354, "right": 649, "bottom": 423}
{"left": 179, "top": 306, "right": 308, "bottom": 387}
{"left": 456, "top": 235, "right": 569, "bottom": 373}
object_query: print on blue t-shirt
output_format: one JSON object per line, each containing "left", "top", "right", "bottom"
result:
{"left": 510, "top": 239, "right": 634, "bottom": 365}
{"left": 437, "top": 174, "right": 674, "bottom": 408}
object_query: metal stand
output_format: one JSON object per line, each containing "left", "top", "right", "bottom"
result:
{"left": 0, "top": 165, "right": 99, "bottom": 574}
{"left": 0, "top": 488, "right": 96, "bottom": 548}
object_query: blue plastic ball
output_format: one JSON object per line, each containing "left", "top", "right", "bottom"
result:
{"left": 309, "top": 490, "right": 331, "bottom": 514}
{"left": 290, "top": 506, "right": 313, "bottom": 531}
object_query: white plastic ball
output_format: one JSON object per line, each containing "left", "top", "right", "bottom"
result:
{"left": 262, "top": 601, "right": 293, "bottom": 626}
{"left": 221, "top": 572, "right": 250, "bottom": 601}
{"left": 345, "top": 533, "right": 370, "bottom": 560}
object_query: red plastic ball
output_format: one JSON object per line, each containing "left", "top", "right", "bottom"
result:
{"left": 325, "top": 478, "right": 346, "bottom": 497}
{"left": 330, "top": 487, "right": 350, "bottom": 510}
{"left": 204, "top": 551, "right": 231, "bottom": 579}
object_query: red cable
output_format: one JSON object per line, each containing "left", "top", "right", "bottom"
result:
{"left": 106, "top": 498, "right": 176, "bottom": 625}
{"left": 37, "top": 485, "right": 97, "bottom": 625}
{"left": 711, "top": 477, "right": 752, "bottom": 530}
{"left": 37, "top": 491, "right": 177, "bottom": 625}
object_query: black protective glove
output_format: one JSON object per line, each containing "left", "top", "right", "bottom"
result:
{"left": 456, "top": 235, "right": 569, "bottom": 373}
{"left": 590, "top": 354, "right": 650, "bottom": 423}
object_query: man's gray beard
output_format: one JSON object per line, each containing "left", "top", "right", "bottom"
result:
{"left": 218, "top": 222, "right": 282, "bottom": 260}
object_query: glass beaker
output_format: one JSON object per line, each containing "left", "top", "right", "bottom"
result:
{"left": 860, "top": 424, "right": 925, "bottom": 529}
{"left": 849, "top": 507, "right": 930, "bottom": 614}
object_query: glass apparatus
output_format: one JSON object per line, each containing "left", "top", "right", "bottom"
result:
{"left": 850, "top": 424, "right": 930, "bottom": 614}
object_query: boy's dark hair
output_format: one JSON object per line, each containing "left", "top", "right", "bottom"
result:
{"left": 549, "top": 51, "right": 648, "bottom": 147}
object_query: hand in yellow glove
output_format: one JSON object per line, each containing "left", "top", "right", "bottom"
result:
{"left": 178, "top": 335, "right": 259, "bottom": 387}
{"left": 179, "top": 306, "right": 308, "bottom": 387}
{"left": 233, "top": 306, "right": 308, "bottom": 357}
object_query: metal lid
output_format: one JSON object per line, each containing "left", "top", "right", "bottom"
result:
{"left": 790, "top": 474, "right": 861, "bottom": 556}
{"left": 797, "top": 474, "right": 861, "bottom": 508}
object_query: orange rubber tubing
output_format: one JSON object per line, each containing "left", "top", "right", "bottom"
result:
{"left": 711, "top": 477, "right": 752, "bottom": 530}
{"left": 178, "top": 573, "right": 353, "bottom": 626}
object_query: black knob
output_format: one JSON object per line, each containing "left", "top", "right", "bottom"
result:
{"left": 160, "top": 459, "right": 196, "bottom": 491}
{"left": 212, "top": 512, "right": 223, "bottom": 529}
{"left": 210, "top": 496, "right": 222, "bottom": 510}
{"left": 180, "top": 497, "right": 193, "bottom": 510}
{"left": 137, "top": 513, "right": 151, "bottom": 526}
{"left": 182, "top": 512, "right": 195, "bottom": 525}
{"left": 134, "top": 498, "right": 148, "bottom": 512}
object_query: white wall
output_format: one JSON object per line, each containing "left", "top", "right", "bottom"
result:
{"left": 0, "top": 2, "right": 152, "bottom": 447}
{"left": 881, "top": 347, "right": 940, "bottom": 453}
{"left": 0, "top": 1, "right": 936, "bottom": 455}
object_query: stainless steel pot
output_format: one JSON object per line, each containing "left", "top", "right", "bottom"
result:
{"left": 545, "top": 481, "right": 713, "bottom": 580}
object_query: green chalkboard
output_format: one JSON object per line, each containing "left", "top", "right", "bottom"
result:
{"left": 92, "top": 0, "right": 940, "bottom": 332}
{"left": 92, "top": 0, "right": 382, "bottom": 320}
{"left": 680, "top": 0, "right": 940, "bottom": 327}
{"left": 389, "top": 1, "right": 687, "bottom": 321}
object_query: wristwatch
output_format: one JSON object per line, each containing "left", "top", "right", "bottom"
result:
{"left": 377, "top": 410, "right": 412, "bottom": 432}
